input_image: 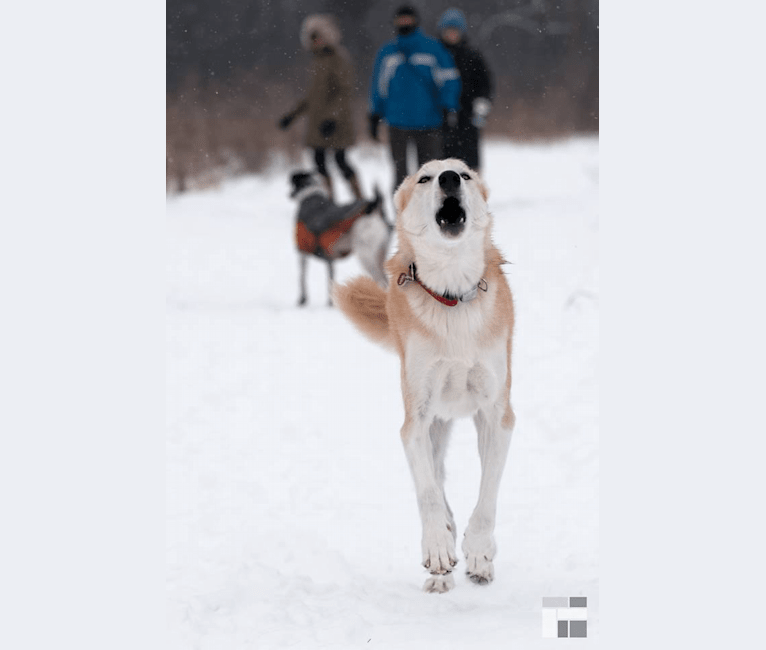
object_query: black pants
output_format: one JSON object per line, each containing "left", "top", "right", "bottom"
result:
{"left": 388, "top": 127, "right": 442, "bottom": 191}
{"left": 314, "top": 148, "right": 356, "bottom": 179}
{"left": 443, "top": 122, "right": 481, "bottom": 171}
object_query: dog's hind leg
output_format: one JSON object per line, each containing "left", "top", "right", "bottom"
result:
{"left": 401, "top": 415, "right": 458, "bottom": 593}
{"left": 462, "top": 405, "right": 515, "bottom": 585}
{"left": 298, "top": 254, "right": 308, "bottom": 307}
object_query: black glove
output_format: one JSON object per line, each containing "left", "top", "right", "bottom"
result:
{"left": 319, "top": 119, "right": 336, "bottom": 138}
{"left": 369, "top": 113, "right": 381, "bottom": 141}
{"left": 278, "top": 112, "right": 295, "bottom": 130}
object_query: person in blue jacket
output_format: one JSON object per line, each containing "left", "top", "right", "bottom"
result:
{"left": 369, "top": 5, "right": 461, "bottom": 192}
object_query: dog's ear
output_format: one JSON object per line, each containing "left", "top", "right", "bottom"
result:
{"left": 290, "top": 171, "right": 313, "bottom": 197}
{"left": 393, "top": 175, "right": 415, "bottom": 215}
{"left": 291, "top": 171, "right": 311, "bottom": 186}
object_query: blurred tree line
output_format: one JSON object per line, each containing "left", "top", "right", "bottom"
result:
{"left": 167, "top": 0, "right": 598, "bottom": 191}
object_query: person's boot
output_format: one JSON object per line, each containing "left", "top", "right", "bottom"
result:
{"left": 347, "top": 172, "right": 364, "bottom": 200}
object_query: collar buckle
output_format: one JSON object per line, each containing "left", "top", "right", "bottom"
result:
{"left": 457, "top": 278, "right": 487, "bottom": 303}
{"left": 397, "top": 263, "right": 417, "bottom": 287}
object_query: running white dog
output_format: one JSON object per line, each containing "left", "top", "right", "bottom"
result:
{"left": 333, "top": 159, "right": 515, "bottom": 593}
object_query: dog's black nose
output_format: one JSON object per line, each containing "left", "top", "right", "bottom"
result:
{"left": 438, "top": 170, "right": 461, "bottom": 194}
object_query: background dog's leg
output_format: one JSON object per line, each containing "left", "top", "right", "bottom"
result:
{"left": 402, "top": 416, "right": 458, "bottom": 593}
{"left": 326, "top": 261, "right": 334, "bottom": 307}
{"left": 462, "top": 406, "right": 515, "bottom": 585}
{"left": 375, "top": 234, "right": 390, "bottom": 288}
{"left": 357, "top": 248, "right": 387, "bottom": 288}
{"left": 298, "top": 254, "right": 308, "bottom": 307}
{"left": 350, "top": 218, "right": 389, "bottom": 288}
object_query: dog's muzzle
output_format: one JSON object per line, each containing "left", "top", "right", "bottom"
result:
{"left": 436, "top": 170, "right": 466, "bottom": 237}
{"left": 439, "top": 170, "right": 461, "bottom": 196}
{"left": 436, "top": 197, "right": 466, "bottom": 237}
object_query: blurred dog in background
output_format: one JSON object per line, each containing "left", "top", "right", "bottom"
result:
{"left": 290, "top": 171, "right": 391, "bottom": 306}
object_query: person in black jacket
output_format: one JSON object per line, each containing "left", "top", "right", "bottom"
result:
{"left": 437, "top": 8, "right": 493, "bottom": 172}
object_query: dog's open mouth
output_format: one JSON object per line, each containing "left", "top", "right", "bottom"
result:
{"left": 435, "top": 197, "right": 466, "bottom": 237}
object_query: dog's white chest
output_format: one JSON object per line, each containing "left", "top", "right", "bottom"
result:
{"left": 404, "top": 332, "right": 507, "bottom": 421}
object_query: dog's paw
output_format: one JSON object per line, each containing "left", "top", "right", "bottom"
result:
{"left": 422, "top": 524, "right": 458, "bottom": 575}
{"left": 462, "top": 527, "right": 497, "bottom": 585}
{"left": 423, "top": 573, "right": 455, "bottom": 594}
{"left": 465, "top": 555, "right": 495, "bottom": 585}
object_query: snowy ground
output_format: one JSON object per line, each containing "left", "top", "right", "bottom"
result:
{"left": 166, "top": 138, "right": 599, "bottom": 648}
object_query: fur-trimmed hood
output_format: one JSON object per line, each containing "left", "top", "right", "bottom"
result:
{"left": 300, "top": 14, "right": 342, "bottom": 50}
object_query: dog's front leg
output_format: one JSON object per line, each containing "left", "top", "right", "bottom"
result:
{"left": 401, "top": 415, "right": 458, "bottom": 593}
{"left": 326, "top": 261, "right": 334, "bottom": 307}
{"left": 462, "top": 404, "right": 515, "bottom": 585}
{"left": 298, "top": 254, "right": 308, "bottom": 306}
{"left": 430, "top": 418, "right": 456, "bottom": 543}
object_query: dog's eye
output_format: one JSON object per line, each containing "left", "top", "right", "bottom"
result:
{"left": 417, "top": 175, "right": 431, "bottom": 184}
{"left": 461, "top": 173, "right": 471, "bottom": 180}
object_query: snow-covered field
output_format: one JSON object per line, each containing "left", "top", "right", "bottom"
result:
{"left": 166, "top": 138, "right": 599, "bottom": 648}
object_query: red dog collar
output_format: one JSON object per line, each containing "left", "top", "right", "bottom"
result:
{"left": 397, "top": 263, "right": 487, "bottom": 307}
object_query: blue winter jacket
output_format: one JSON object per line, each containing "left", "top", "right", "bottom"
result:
{"left": 370, "top": 29, "right": 461, "bottom": 130}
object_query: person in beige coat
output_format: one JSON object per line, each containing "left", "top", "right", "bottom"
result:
{"left": 279, "top": 14, "right": 363, "bottom": 200}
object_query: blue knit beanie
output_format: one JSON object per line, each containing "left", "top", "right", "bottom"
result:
{"left": 438, "top": 8, "right": 467, "bottom": 33}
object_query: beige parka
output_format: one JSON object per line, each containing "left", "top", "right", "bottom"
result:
{"left": 290, "top": 15, "right": 357, "bottom": 150}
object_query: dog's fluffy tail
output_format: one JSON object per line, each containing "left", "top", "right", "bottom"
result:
{"left": 332, "top": 276, "right": 392, "bottom": 349}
